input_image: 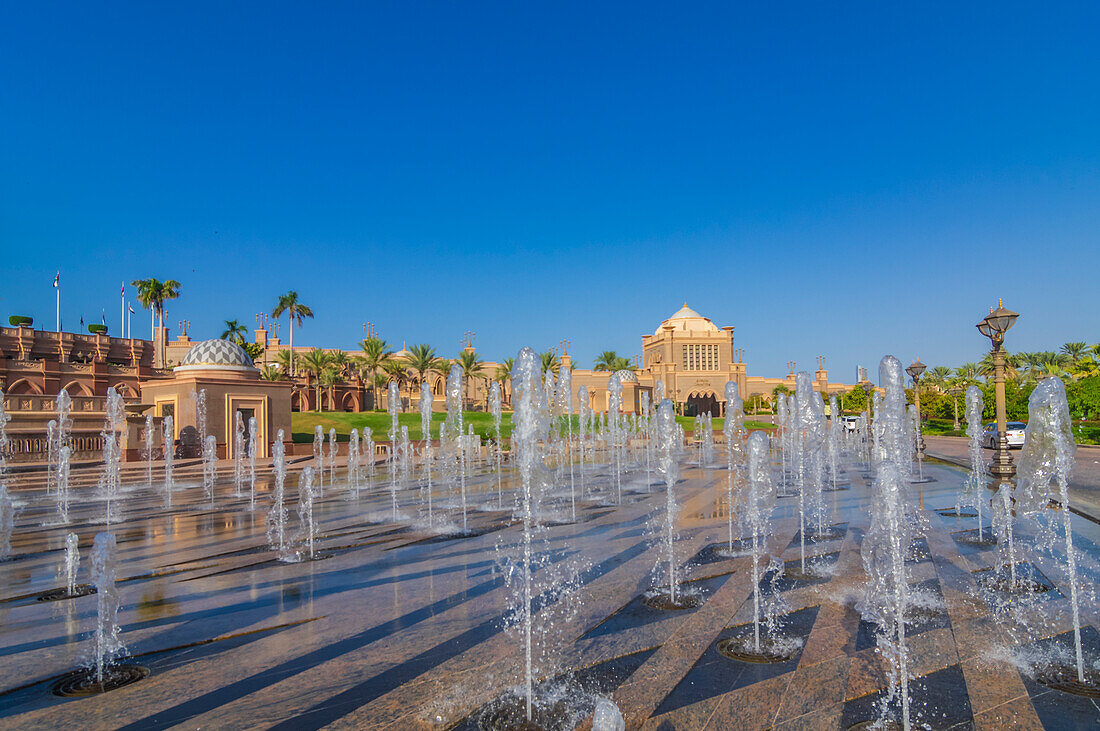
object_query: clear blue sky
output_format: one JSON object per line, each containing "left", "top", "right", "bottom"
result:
{"left": 2, "top": 2, "right": 1098, "bottom": 383}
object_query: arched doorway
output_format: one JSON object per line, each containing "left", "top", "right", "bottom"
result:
{"left": 685, "top": 391, "right": 720, "bottom": 417}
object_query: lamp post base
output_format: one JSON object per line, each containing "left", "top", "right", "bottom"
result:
{"left": 991, "top": 436, "right": 1016, "bottom": 483}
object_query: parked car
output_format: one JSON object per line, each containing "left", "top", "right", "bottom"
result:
{"left": 982, "top": 422, "right": 1026, "bottom": 449}
{"left": 841, "top": 416, "right": 862, "bottom": 433}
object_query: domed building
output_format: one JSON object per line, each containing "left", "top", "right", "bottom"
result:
{"left": 140, "top": 338, "right": 291, "bottom": 459}
{"left": 564, "top": 303, "right": 855, "bottom": 417}
{"left": 176, "top": 339, "right": 260, "bottom": 373}
{"left": 637, "top": 303, "right": 746, "bottom": 415}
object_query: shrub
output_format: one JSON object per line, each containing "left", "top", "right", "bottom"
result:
{"left": 8, "top": 315, "right": 33, "bottom": 327}
{"left": 88, "top": 324, "right": 108, "bottom": 335}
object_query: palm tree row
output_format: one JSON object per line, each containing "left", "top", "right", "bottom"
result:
{"left": 261, "top": 335, "right": 501, "bottom": 413}
{"left": 919, "top": 341, "right": 1100, "bottom": 395}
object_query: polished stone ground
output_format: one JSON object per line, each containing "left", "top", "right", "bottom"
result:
{"left": 0, "top": 453, "right": 1098, "bottom": 730}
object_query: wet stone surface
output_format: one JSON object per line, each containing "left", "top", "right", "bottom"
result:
{"left": 840, "top": 663, "right": 974, "bottom": 729}
{"left": 0, "top": 459, "right": 1097, "bottom": 729}
{"left": 653, "top": 605, "right": 818, "bottom": 716}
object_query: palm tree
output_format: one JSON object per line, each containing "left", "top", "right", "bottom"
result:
{"left": 221, "top": 319, "right": 247, "bottom": 344}
{"left": 456, "top": 350, "right": 485, "bottom": 409}
{"left": 406, "top": 344, "right": 442, "bottom": 389}
{"left": 131, "top": 277, "right": 181, "bottom": 364}
{"left": 329, "top": 351, "right": 351, "bottom": 379}
{"left": 593, "top": 351, "right": 620, "bottom": 371}
{"left": 319, "top": 366, "right": 341, "bottom": 410}
{"left": 925, "top": 366, "right": 952, "bottom": 392}
{"left": 1070, "top": 353, "right": 1099, "bottom": 381}
{"left": 978, "top": 351, "right": 1019, "bottom": 382}
{"left": 271, "top": 291, "right": 314, "bottom": 377}
{"left": 539, "top": 350, "right": 560, "bottom": 376}
{"left": 273, "top": 349, "right": 293, "bottom": 376}
{"left": 373, "top": 373, "right": 389, "bottom": 409}
{"left": 955, "top": 362, "right": 980, "bottom": 381}
{"left": 382, "top": 360, "right": 409, "bottom": 410}
{"left": 610, "top": 356, "right": 634, "bottom": 372}
{"left": 495, "top": 357, "right": 514, "bottom": 405}
{"left": 259, "top": 364, "right": 283, "bottom": 381}
{"left": 358, "top": 337, "right": 393, "bottom": 409}
{"left": 1060, "top": 342, "right": 1089, "bottom": 365}
{"left": 298, "top": 348, "right": 332, "bottom": 410}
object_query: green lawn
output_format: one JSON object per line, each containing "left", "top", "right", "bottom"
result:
{"left": 291, "top": 410, "right": 516, "bottom": 443}
{"left": 675, "top": 416, "right": 777, "bottom": 433}
{"left": 293, "top": 410, "right": 777, "bottom": 443}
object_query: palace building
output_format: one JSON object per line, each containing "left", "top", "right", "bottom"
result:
{"left": 235, "top": 303, "right": 859, "bottom": 418}
{"left": 0, "top": 304, "right": 862, "bottom": 463}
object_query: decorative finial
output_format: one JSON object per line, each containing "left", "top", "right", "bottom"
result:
{"left": 998, "top": 297, "right": 1003, "bottom": 307}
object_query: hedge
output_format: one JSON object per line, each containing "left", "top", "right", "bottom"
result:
{"left": 88, "top": 324, "right": 108, "bottom": 335}
{"left": 8, "top": 315, "right": 33, "bottom": 327}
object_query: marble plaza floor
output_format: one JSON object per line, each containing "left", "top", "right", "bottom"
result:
{"left": 0, "top": 454, "right": 1099, "bottom": 729}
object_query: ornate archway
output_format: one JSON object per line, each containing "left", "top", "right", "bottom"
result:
{"left": 112, "top": 383, "right": 140, "bottom": 399}
{"left": 6, "top": 378, "right": 42, "bottom": 395}
{"left": 62, "top": 380, "right": 95, "bottom": 397}
{"left": 685, "top": 391, "right": 720, "bottom": 417}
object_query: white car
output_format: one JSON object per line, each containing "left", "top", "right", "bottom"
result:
{"left": 841, "top": 416, "right": 861, "bottom": 433}
{"left": 983, "top": 422, "right": 1026, "bottom": 449}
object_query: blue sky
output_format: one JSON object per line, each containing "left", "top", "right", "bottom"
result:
{"left": 2, "top": 2, "right": 1098, "bottom": 382}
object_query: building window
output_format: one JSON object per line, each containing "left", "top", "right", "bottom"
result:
{"left": 679, "top": 343, "right": 721, "bottom": 371}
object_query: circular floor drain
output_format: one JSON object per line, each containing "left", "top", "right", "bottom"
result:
{"left": 36, "top": 584, "right": 96, "bottom": 602}
{"left": 782, "top": 566, "right": 833, "bottom": 583}
{"left": 642, "top": 592, "right": 703, "bottom": 611}
{"left": 717, "top": 637, "right": 793, "bottom": 664}
{"left": 981, "top": 577, "right": 1051, "bottom": 596}
{"left": 52, "top": 665, "right": 149, "bottom": 697}
{"left": 938, "top": 509, "right": 978, "bottom": 518}
{"left": 847, "top": 720, "right": 904, "bottom": 730}
{"left": 1036, "top": 667, "right": 1100, "bottom": 698}
{"left": 473, "top": 692, "right": 576, "bottom": 731}
{"left": 957, "top": 534, "right": 998, "bottom": 548}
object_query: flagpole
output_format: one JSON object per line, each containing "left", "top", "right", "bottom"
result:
{"left": 56, "top": 285, "right": 60, "bottom": 332}
{"left": 121, "top": 290, "right": 125, "bottom": 338}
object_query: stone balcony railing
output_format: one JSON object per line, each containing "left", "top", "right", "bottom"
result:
{"left": 3, "top": 394, "right": 114, "bottom": 415}
{"left": 4, "top": 433, "right": 106, "bottom": 463}
{"left": 0, "top": 325, "right": 156, "bottom": 367}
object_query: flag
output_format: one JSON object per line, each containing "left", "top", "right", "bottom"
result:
{"left": 121, "top": 282, "right": 125, "bottom": 297}
{"left": 101, "top": 309, "right": 106, "bottom": 325}
{"left": 128, "top": 303, "right": 135, "bottom": 314}
{"left": 80, "top": 315, "right": 84, "bottom": 327}
{"left": 53, "top": 272, "right": 59, "bottom": 288}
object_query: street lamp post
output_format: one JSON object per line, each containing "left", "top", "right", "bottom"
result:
{"left": 861, "top": 380, "right": 874, "bottom": 469}
{"left": 977, "top": 299, "right": 1019, "bottom": 484}
{"left": 905, "top": 359, "right": 926, "bottom": 458}
{"left": 948, "top": 386, "right": 961, "bottom": 432}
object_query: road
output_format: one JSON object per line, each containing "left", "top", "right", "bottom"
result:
{"left": 923, "top": 435, "right": 1100, "bottom": 524}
